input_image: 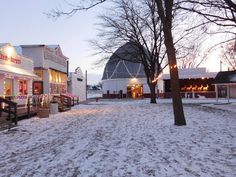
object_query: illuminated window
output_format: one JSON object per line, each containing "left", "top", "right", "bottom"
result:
{"left": 5, "top": 79, "right": 13, "bottom": 96}
{"left": 19, "top": 80, "right": 28, "bottom": 95}
{"left": 34, "top": 70, "right": 43, "bottom": 80}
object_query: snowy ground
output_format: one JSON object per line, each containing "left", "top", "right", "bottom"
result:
{"left": 0, "top": 99, "right": 235, "bottom": 177}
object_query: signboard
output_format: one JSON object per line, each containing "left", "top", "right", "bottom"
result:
{"left": 0, "top": 44, "right": 21, "bottom": 64}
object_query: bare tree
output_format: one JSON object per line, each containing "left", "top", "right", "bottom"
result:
{"left": 93, "top": 0, "right": 167, "bottom": 103}
{"left": 46, "top": 0, "right": 107, "bottom": 19}
{"left": 177, "top": 0, "right": 236, "bottom": 27}
{"left": 177, "top": 0, "right": 236, "bottom": 43}
{"left": 177, "top": 42, "right": 208, "bottom": 69}
{"left": 220, "top": 40, "right": 236, "bottom": 70}
{"left": 48, "top": 0, "right": 187, "bottom": 125}
{"left": 155, "top": 0, "right": 186, "bottom": 125}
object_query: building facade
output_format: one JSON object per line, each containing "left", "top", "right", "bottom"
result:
{"left": 102, "top": 43, "right": 160, "bottom": 98}
{"left": 21, "top": 45, "right": 68, "bottom": 95}
{"left": 160, "top": 68, "right": 217, "bottom": 98}
{"left": 68, "top": 67, "right": 86, "bottom": 102}
{"left": 214, "top": 70, "right": 236, "bottom": 99}
{"left": 0, "top": 43, "right": 37, "bottom": 103}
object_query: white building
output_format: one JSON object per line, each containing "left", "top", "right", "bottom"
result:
{"left": 102, "top": 43, "right": 160, "bottom": 98}
{"left": 0, "top": 43, "right": 38, "bottom": 104}
{"left": 21, "top": 45, "right": 68, "bottom": 95}
{"left": 68, "top": 67, "right": 86, "bottom": 102}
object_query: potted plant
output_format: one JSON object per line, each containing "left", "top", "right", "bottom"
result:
{"left": 37, "top": 94, "right": 50, "bottom": 118}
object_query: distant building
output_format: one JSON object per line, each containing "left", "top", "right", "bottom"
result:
{"left": 160, "top": 68, "right": 217, "bottom": 98}
{"left": 102, "top": 42, "right": 160, "bottom": 98}
{"left": 68, "top": 67, "right": 86, "bottom": 102}
{"left": 21, "top": 45, "right": 69, "bottom": 94}
{"left": 214, "top": 70, "right": 236, "bottom": 99}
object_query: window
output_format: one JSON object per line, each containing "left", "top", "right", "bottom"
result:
{"left": 19, "top": 80, "right": 28, "bottom": 95}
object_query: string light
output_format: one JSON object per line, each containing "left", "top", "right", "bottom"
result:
{"left": 152, "top": 74, "right": 162, "bottom": 83}
{"left": 170, "top": 64, "right": 177, "bottom": 69}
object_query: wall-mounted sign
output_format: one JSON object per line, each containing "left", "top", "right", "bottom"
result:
{"left": 0, "top": 44, "right": 21, "bottom": 64}
{"left": 0, "top": 53, "right": 21, "bottom": 64}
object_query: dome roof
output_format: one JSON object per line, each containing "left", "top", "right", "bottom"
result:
{"left": 102, "top": 42, "right": 146, "bottom": 80}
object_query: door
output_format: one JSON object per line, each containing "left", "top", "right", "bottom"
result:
{"left": 33, "top": 81, "right": 43, "bottom": 95}
{"left": 127, "top": 84, "right": 143, "bottom": 99}
{"left": 5, "top": 79, "right": 13, "bottom": 96}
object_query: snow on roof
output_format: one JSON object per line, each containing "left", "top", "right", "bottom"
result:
{"left": 162, "top": 68, "right": 217, "bottom": 79}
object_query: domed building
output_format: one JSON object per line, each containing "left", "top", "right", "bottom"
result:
{"left": 102, "top": 42, "right": 157, "bottom": 98}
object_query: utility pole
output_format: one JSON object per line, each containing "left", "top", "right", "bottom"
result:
{"left": 220, "top": 60, "right": 222, "bottom": 71}
{"left": 85, "top": 70, "right": 87, "bottom": 104}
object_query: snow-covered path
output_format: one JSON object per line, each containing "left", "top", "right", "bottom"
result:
{"left": 0, "top": 100, "right": 235, "bottom": 177}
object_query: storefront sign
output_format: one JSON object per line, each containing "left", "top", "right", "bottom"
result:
{"left": 0, "top": 53, "right": 21, "bottom": 64}
{"left": 0, "top": 44, "right": 21, "bottom": 64}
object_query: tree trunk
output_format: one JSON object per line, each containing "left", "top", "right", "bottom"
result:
{"left": 148, "top": 83, "right": 157, "bottom": 104}
{"left": 155, "top": 0, "right": 186, "bottom": 125}
{"left": 164, "top": 29, "right": 186, "bottom": 126}
{"left": 168, "top": 50, "right": 186, "bottom": 125}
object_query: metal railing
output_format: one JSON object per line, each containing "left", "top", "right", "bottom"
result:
{"left": 0, "top": 97, "right": 17, "bottom": 129}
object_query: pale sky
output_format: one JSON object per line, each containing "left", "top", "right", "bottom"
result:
{"left": 1, "top": 0, "right": 225, "bottom": 84}
{"left": 1, "top": 0, "right": 108, "bottom": 84}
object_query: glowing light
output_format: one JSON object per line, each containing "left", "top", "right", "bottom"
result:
{"left": 170, "top": 64, "right": 177, "bottom": 69}
{"left": 152, "top": 74, "right": 162, "bottom": 83}
{"left": 49, "top": 73, "right": 52, "bottom": 82}
{"left": 130, "top": 77, "right": 138, "bottom": 84}
{"left": 5, "top": 45, "right": 15, "bottom": 58}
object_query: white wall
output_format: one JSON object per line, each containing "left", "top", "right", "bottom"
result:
{"left": 230, "top": 85, "right": 236, "bottom": 98}
{"left": 102, "top": 79, "right": 129, "bottom": 94}
{"left": 102, "top": 78, "right": 153, "bottom": 94}
{"left": 21, "top": 47, "right": 44, "bottom": 67}
{"left": 157, "top": 79, "right": 164, "bottom": 93}
{"left": 68, "top": 68, "right": 86, "bottom": 102}
{"left": 0, "top": 75, "right": 4, "bottom": 95}
{"left": 19, "top": 55, "right": 35, "bottom": 71}
{"left": 43, "top": 70, "right": 50, "bottom": 94}
{"left": 44, "top": 59, "right": 67, "bottom": 73}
